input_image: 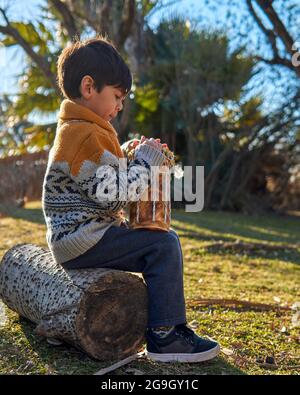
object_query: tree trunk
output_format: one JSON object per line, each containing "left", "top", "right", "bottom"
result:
{"left": 0, "top": 244, "right": 148, "bottom": 361}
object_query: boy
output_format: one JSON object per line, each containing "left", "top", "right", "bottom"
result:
{"left": 42, "top": 36, "right": 220, "bottom": 362}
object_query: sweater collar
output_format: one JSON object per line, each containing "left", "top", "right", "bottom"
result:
{"left": 58, "top": 99, "right": 118, "bottom": 136}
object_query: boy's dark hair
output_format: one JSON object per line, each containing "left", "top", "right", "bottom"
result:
{"left": 57, "top": 36, "right": 132, "bottom": 99}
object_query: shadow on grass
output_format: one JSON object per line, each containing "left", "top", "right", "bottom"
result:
{"left": 18, "top": 316, "right": 104, "bottom": 375}
{"left": 172, "top": 210, "right": 300, "bottom": 246}
{"left": 189, "top": 245, "right": 300, "bottom": 265}
{"left": 18, "top": 316, "right": 246, "bottom": 375}
{"left": 0, "top": 205, "right": 45, "bottom": 225}
{"left": 174, "top": 225, "right": 233, "bottom": 242}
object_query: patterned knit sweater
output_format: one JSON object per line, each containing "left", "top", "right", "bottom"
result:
{"left": 42, "top": 99, "right": 165, "bottom": 264}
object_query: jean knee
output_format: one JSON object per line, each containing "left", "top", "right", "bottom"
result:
{"left": 163, "top": 230, "right": 179, "bottom": 245}
{"left": 168, "top": 229, "right": 182, "bottom": 252}
{"left": 161, "top": 233, "right": 182, "bottom": 265}
{"left": 168, "top": 228, "right": 179, "bottom": 241}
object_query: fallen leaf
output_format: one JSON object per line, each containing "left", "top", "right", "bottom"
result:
{"left": 273, "top": 296, "right": 281, "bottom": 303}
{"left": 291, "top": 311, "right": 300, "bottom": 328}
{"left": 0, "top": 301, "right": 8, "bottom": 327}
{"left": 188, "top": 319, "right": 199, "bottom": 329}
{"left": 291, "top": 302, "right": 300, "bottom": 310}
{"left": 221, "top": 347, "right": 234, "bottom": 356}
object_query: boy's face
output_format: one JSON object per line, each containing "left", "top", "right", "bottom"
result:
{"left": 77, "top": 76, "right": 127, "bottom": 123}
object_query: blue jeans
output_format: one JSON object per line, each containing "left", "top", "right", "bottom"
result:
{"left": 62, "top": 223, "right": 187, "bottom": 328}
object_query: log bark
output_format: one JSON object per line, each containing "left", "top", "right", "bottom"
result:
{"left": 0, "top": 244, "right": 148, "bottom": 361}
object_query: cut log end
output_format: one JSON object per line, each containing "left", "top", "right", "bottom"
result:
{"left": 76, "top": 271, "right": 148, "bottom": 360}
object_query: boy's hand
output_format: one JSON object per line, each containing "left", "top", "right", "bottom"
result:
{"left": 128, "top": 139, "right": 140, "bottom": 151}
{"left": 139, "top": 135, "right": 162, "bottom": 151}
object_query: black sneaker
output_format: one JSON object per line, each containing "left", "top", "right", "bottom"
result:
{"left": 146, "top": 324, "right": 220, "bottom": 363}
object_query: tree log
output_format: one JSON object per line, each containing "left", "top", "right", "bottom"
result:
{"left": 0, "top": 244, "right": 148, "bottom": 361}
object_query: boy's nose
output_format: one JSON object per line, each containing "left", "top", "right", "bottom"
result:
{"left": 117, "top": 102, "right": 123, "bottom": 112}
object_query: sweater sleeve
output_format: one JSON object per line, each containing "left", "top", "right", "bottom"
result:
{"left": 69, "top": 131, "right": 165, "bottom": 212}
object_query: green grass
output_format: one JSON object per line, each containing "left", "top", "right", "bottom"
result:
{"left": 0, "top": 202, "right": 299, "bottom": 375}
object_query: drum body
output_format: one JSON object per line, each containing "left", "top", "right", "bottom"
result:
{"left": 129, "top": 165, "right": 171, "bottom": 231}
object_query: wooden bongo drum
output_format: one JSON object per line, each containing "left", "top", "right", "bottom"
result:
{"left": 122, "top": 139, "right": 175, "bottom": 232}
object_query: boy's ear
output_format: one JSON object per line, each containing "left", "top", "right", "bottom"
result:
{"left": 80, "top": 75, "right": 94, "bottom": 99}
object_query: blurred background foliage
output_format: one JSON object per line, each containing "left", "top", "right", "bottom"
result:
{"left": 0, "top": 0, "right": 299, "bottom": 213}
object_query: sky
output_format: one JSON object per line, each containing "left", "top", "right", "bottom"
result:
{"left": 0, "top": 0, "right": 204, "bottom": 95}
{"left": 0, "top": 0, "right": 298, "bottom": 124}
{"left": 0, "top": 0, "right": 211, "bottom": 124}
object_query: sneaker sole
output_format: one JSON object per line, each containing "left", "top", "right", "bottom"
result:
{"left": 147, "top": 344, "right": 220, "bottom": 363}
